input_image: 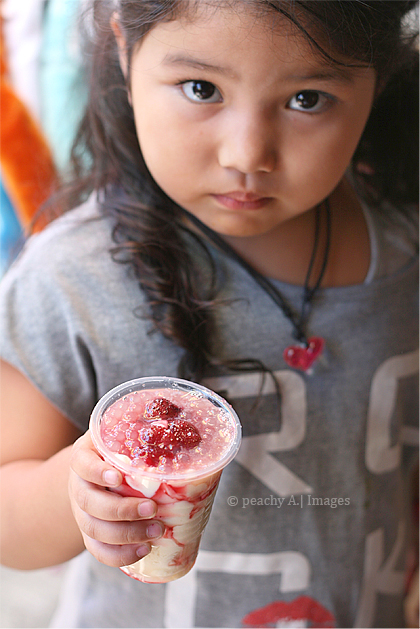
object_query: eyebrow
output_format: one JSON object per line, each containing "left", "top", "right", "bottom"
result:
{"left": 162, "top": 54, "right": 239, "bottom": 78}
{"left": 289, "top": 67, "right": 356, "bottom": 84}
{"left": 163, "top": 53, "right": 358, "bottom": 84}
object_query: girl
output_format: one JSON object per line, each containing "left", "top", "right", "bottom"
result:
{"left": 1, "top": 1, "right": 418, "bottom": 627}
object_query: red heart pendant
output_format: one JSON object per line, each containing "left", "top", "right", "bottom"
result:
{"left": 283, "top": 337, "right": 324, "bottom": 372}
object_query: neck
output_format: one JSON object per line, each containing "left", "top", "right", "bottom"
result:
{"left": 223, "top": 205, "right": 318, "bottom": 285}
{"left": 222, "top": 180, "right": 370, "bottom": 287}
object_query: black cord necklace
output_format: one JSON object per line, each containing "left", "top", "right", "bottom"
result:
{"left": 185, "top": 198, "right": 331, "bottom": 372}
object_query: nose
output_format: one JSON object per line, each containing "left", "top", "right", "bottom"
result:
{"left": 218, "top": 109, "right": 277, "bottom": 174}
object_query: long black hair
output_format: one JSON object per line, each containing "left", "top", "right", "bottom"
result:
{"left": 62, "top": 0, "right": 419, "bottom": 381}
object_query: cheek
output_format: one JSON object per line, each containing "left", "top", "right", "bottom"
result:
{"left": 296, "top": 117, "right": 366, "bottom": 183}
{"left": 136, "top": 118, "right": 211, "bottom": 194}
{"left": 135, "top": 123, "right": 198, "bottom": 201}
{"left": 134, "top": 117, "right": 176, "bottom": 178}
{"left": 327, "top": 94, "right": 374, "bottom": 163}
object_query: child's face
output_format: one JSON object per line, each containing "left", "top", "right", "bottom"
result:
{"left": 127, "top": 6, "right": 376, "bottom": 237}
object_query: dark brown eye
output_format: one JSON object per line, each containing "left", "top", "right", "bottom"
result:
{"left": 181, "top": 80, "right": 222, "bottom": 103}
{"left": 296, "top": 91, "right": 319, "bottom": 108}
{"left": 288, "top": 90, "right": 330, "bottom": 113}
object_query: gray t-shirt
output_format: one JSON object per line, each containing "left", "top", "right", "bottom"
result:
{"left": 0, "top": 194, "right": 418, "bottom": 628}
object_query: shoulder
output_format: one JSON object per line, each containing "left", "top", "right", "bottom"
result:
{"left": 366, "top": 199, "right": 418, "bottom": 245}
{"left": 362, "top": 199, "right": 418, "bottom": 282}
{"left": 11, "top": 195, "right": 114, "bottom": 277}
{"left": 0, "top": 194, "right": 138, "bottom": 305}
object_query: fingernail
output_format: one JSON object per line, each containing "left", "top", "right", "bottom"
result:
{"left": 138, "top": 501, "right": 156, "bottom": 518}
{"left": 147, "top": 522, "right": 163, "bottom": 539}
{"left": 103, "top": 470, "right": 120, "bottom": 486}
{"left": 136, "top": 544, "right": 150, "bottom": 558}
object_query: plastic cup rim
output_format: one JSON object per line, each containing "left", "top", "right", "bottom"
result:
{"left": 89, "top": 376, "right": 242, "bottom": 482}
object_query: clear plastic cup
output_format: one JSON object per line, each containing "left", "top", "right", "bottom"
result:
{"left": 89, "top": 376, "right": 242, "bottom": 583}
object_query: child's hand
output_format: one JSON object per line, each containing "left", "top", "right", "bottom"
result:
{"left": 69, "top": 431, "right": 164, "bottom": 567}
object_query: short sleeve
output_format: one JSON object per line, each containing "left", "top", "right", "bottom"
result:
{"left": 0, "top": 203, "right": 108, "bottom": 431}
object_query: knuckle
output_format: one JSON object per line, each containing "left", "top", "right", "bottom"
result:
{"left": 69, "top": 476, "right": 92, "bottom": 519}
{"left": 76, "top": 487, "right": 91, "bottom": 515}
{"left": 69, "top": 443, "right": 80, "bottom": 472}
{"left": 116, "top": 546, "right": 139, "bottom": 567}
{"left": 69, "top": 432, "right": 102, "bottom": 482}
{"left": 69, "top": 449, "right": 87, "bottom": 480}
{"left": 83, "top": 515, "right": 140, "bottom": 546}
{"left": 70, "top": 432, "right": 86, "bottom": 461}
{"left": 97, "top": 548, "right": 124, "bottom": 567}
{"left": 84, "top": 537, "right": 142, "bottom": 568}
{"left": 115, "top": 499, "right": 130, "bottom": 521}
{"left": 114, "top": 497, "right": 138, "bottom": 522}
{"left": 123, "top": 522, "right": 142, "bottom": 545}
{"left": 83, "top": 515, "right": 100, "bottom": 541}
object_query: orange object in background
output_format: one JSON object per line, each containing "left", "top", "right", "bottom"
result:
{"left": 0, "top": 15, "right": 57, "bottom": 231}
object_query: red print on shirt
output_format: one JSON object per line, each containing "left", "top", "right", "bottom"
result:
{"left": 242, "top": 596, "right": 336, "bottom": 628}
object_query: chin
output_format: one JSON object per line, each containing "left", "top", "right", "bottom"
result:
{"left": 199, "top": 212, "right": 278, "bottom": 239}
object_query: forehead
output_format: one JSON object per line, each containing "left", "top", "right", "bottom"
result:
{"left": 134, "top": 4, "right": 361, "bottom": 84}
{"left": 139, "top": 2, "right": 314, "bottom": 65}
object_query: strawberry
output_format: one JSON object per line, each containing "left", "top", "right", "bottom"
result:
{"left": 140, "top": 419, "right": 201, "bottom": 449}
{"left": 144, "top": 446, "right": 163, "bottom": 467}
{"left": 137, "top": 399, "right": 201, "bottom": 466}
{"left": 144, "top": 397, "right": 181, "bottom": 420}
{"left": 168, "top": 420, "right": 201, "bottom": 449}
{"left": 139, "top": 421, "right": 168, "bottom": 445}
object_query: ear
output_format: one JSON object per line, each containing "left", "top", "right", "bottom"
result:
{"left": 110, "top": 12, "right": 129, "bottom": 80}
{"left": 110, "top": 12, "right": 132, "bottom": 105}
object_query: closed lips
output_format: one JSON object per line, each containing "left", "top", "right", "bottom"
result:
{"left": 212, "top": 193, "right": 271, "bottom": 209}
{"left": 219, "top": 191, "right": 268, "bottom": 202}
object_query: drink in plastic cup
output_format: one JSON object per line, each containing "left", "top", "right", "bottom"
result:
{"left": 89, "top": 376, "right": 242, "bottom": 583}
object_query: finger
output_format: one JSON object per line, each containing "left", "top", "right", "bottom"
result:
{"left": 74, "top": 504, "right": 164, "bottom": 545}
{"left": 70, "top": 431, "right": 123, "bottom": 487}
{"left": 82, "top": 536, "right": 151, "bottom": 568}
{"left": 70, "top": 472, "right": 157, "bottom": 521}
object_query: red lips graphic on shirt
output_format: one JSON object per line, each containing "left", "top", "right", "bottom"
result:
{"left": 242, "top": 596, "right": 336, "bottom": 628}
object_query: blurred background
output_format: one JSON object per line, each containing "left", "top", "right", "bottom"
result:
{"left": 0, "top": 565, "right": 67, "bottom": 628}
{"left": 1, "top": 0, "right": 86, "bottom": 626}
{"left": 1, "top": 0, "right": 87, "bottom": 275}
